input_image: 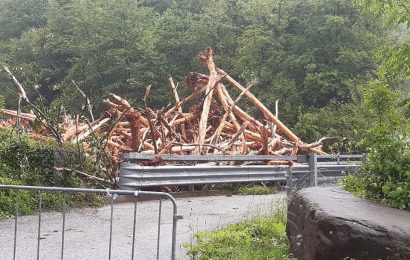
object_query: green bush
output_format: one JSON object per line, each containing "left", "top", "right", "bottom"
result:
{"left": 0, "top": 129, "right": 78, "bottom": 186}
{"left": 0, "top": 176, "right": 35, "bottom": 218}
{"left": 185, "top": 202, "right": 289, "bottom": 259}
{"left": 0, "top": 129, "right": 103, "bottom": 217}
{"left": 293, "top": 101, "right": 371, "bottom": 153}
{"left": 341, "top": 81, "right": 410, "bottom": 210}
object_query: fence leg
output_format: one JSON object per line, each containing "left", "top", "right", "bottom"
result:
{"left": 171, "top": 211, "right": 182, "bottom": 260}
{"left": 37, "top": 192, "right": 42, "bottom": 260}
{"left": 108, "top": 195, "right": 114, "bottom": 260}
{"left": 308, "top": 153, "right": 318, "bottom": 187}
{"left": 61, "top": 193, "right": 66, "bottom": 260}
{"left": 131, "top": 195, "right": 138, "bottom": 260}
{"left": 13, "top": 192, "right": 19, "bottom": 260}
{"left": 156, "top": 198, "right": 162, "bottom": 260}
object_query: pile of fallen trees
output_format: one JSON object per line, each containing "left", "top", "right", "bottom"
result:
{"left": 0, "top": 48, "right": 326, "bottom": 169}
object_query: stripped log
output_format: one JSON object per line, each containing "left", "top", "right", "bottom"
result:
{"left": 219, "top": 69, "right": 325, "bottom": 155}
{"left": 72, "top": 118, "right": 110, "bottom": 143}
{"left": 169, "top": 77, "right": 187, "bottom": 140}
{"left": 0, "top": 109, "right": 36, "bottom": 122}
{"left": 197, "top": 48, "right": 218, "bottom": 153}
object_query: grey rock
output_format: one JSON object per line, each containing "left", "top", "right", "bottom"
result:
{"left": 286, "top": 186, "right": 410, "bottom": 260}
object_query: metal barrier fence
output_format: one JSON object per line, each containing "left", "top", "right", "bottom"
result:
{"left": 0, "top": 185, "right": 182, "bottom": 260}
{"left": 285, "top": 154, "right": 365, "bottom": 196}
{"left": 119, "top": 153, "right": 365, "bottom": 191}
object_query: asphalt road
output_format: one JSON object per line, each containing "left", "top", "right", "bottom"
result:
{"left": 0, "top": 193, "right": 286, "bottom": 260}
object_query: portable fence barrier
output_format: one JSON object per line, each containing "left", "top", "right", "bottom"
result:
{"left": 0, "top": 185, "right": 182, "bottom": 260}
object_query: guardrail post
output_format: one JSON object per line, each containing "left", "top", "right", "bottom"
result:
{"left": 308, "top": 153, "right": 318, "bottom": 187}
{"left": 285, "top": 167, "right": 293, "bottom": 199}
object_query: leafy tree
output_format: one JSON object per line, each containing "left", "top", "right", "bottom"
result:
{"left": 294, "top": 101, "right": 370, "bottom": 151}
{"left": 342, "top": 80, "right": 409, "bottom": 210}
{"left": 355, "top": 0, "right": 410, "bottom": 78}
{"left": 57, "top": 0, "right": 160, "bottom": 105}
{"left": 0, "top": 0, "right": 48, "bottom": 40}
{"left": 0, "top": 0, "right": 398, "bottom": 149}
{"left": 233, "top": 0, "right": 385, "bottom": 127}
{"left": 340, "top": 0, "right": 410, "bottom": 209}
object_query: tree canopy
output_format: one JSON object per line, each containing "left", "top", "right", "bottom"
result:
{"left": 0, "top": 0, "right": 407, "bottom": 149}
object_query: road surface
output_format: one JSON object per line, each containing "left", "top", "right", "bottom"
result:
{"left": 0, "top": 193, "right": 285, "bottom": 260}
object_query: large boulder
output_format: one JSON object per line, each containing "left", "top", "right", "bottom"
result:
{"left": 286, "top": 186, "right": 410, "bottom": 260}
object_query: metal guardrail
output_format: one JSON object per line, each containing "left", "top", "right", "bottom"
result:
{"left": 119, "top": 164, "right": 361, "bottom": 188}
{"left": 122, "top": 153, "right": 365, "bottom": 163}
{"left": 123, "top": 153, "right": 308, "bottom": 162}
{"left": 119, "top": 153, "right": 365, "bottom": 190}
{"left": 0, "top": 185, "right": 182, "bottom": 260}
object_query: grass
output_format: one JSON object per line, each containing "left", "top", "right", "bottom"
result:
{"left": 235, "top": 185, "right": 279, "bottom": 195}
{"left": 185, "top": 201, "right": 289, "bottom": 260}
{"left": 214, "top": 183, "right": 280, "bottom": 195}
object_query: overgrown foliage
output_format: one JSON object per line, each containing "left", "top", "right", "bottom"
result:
{"left": 185, "top": 201, "right": 289, "bottom": 259}
{"left": 341, "top": 81, "right": 410, "bottom": 210}
{"left": 0, "top": 129, "right": 102, "bottom": 217}
{"left": 355, "top": 0, "right": 410, "bottom": 78}
{"left": 341, "top": 0, "right": 410, "bottom": 211}
{"left": 0, "top": 0, "right": 398, "bottom": 151}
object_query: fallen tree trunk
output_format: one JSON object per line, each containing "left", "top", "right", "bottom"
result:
{"left": 219, "top": 69, "right": 325, "bottom": 155}
{"left": 197, "top": 48, "right": 218, "bottom": 153}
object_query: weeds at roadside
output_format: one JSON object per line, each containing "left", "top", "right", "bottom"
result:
{"left": 235, "top": 185, "right": 279, "bottom": 195}
{"left": 213, "top": 182, "right": 281, "bottom": 195}
{"left": 185, "top": 200, "right": 289, "bottom": 259}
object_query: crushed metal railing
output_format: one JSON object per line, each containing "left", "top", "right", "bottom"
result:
{"left": 0, "top": 185, "right": 182, "bottom": 260}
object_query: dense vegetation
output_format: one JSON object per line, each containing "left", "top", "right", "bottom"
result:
{"left": 0, "top": 0, "right": 409, "bottom": 210}
{"left": 341, "top": 81, "right": 410, "bottom": 210}
{"left": 341, "top": 0, "right": 410, "bottom": 211}
{"left": 0, "top": 0, "right": 399, "bottom": 149}
{"left": 186, "top": 201, "right": 288, "bottom": 259}
{"left": 0, "top": 129, "right": 102, "bottom": 217}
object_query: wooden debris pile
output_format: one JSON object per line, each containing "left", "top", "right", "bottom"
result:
{"left": 0, "top": 48, "right": 326, "bottom": 167}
